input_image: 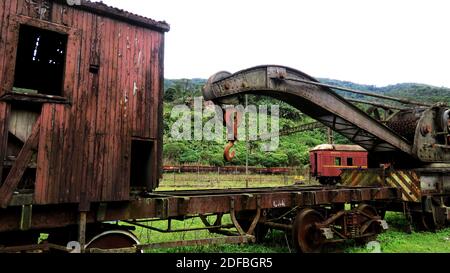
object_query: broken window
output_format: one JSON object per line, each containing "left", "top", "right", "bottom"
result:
{"left": 13, "top": 24, "right": 68, "bottom": 96}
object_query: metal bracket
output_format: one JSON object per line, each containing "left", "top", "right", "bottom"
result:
{"left": 177, "top": 197, "right": 190, "bottom": 216}
{"left": 246, "top": 196, "right": 262, "bottom": 236}
{"left": 156, "top": 198, "right": 169, "bottom": 219}
{"left": 320, "top": 228, "right": 334, "bottom": 240}
{"left": 20, "top": 205, "right": 32, "bottom": 231}
{"left": 241, "top": 194, "right": 253, "bottom": 209}
{"left": 229, "top": 197, "right": 246, "bottom": 236}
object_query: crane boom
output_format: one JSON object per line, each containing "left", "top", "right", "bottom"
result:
{"left": 203, "top": 65, "right": 450, "bottom": 166}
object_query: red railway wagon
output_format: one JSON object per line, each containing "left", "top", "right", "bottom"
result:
{"left": 310, "top": 144, "right": 368, "bottom": 185}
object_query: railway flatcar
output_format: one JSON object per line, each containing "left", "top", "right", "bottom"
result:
{"left": 309, "top": 144, "right": 368, "bottom": 185}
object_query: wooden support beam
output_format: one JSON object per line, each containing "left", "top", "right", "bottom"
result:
{"left": 0, "top": 119, "right": 41, "bottom": 208}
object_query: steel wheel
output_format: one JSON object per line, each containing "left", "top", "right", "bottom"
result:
{"left": 85, "top": 230, "right": 141, "bottom": 252}
{"left": 357, "top": 204, "right": 380, "bottom": 243}
{"left": 292, "top": 209, "right": 325, "bottom": 253}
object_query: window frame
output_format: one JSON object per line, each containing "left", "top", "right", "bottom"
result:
{"left": 347, "top": 157, "right": 353, "bottom": 166}
{"left": 334, "top": 157, "right": 342, "bottom": 166}
{"left": 1, "top": 15, "right": 80, "bottom": 103}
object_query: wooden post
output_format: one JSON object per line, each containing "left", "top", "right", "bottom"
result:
{"left": 78, "top": 211, "right": 87, "bottom": 253}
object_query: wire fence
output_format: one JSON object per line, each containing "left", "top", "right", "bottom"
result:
{"left": 159, "top": 166, "right": 316, "bottom": 190}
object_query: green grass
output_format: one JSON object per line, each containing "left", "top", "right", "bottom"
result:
{"left": 123, "top": 212, "right": 450, "bottom": 253}
{"left": 122, "top": 215, "right": 291, "bottom": 253}
{"left": 346, "top": 212, "right": 450, "bottom": 253}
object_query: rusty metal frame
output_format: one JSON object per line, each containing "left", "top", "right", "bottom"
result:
{"left": 0, "top": 186, "right": 400, "bottom": 233}
{"left": 0, "top": 242, "right": 71, "bottom": 253}
{"left": 123, "top": 219, "right": 234, "bottom": 233}
{"left": 136, "top": 235, "right": 255, "bottom": 251}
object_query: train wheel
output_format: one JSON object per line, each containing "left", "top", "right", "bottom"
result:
{"left": 85, "top": 230, "right": 141, "bottom": 252}
{"left": 356, "top": 204, "right": 380, "bottom": 244}
{"left": 292, "top": 209, "right": 325, "bottom": 253}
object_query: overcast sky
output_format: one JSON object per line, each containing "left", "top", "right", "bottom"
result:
{"left": 94, "top": 0, "right": 450, "bottom": 87}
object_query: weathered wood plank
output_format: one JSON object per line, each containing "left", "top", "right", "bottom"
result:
{"left": 1, "top": 0, "right": 19, "bottom": 96}
{"left": 0, "top": 0, "right": 7, "bottom": 94}
{"left": 75, "top": 8, "right": 90, "bottom": 205}
{"left": 0, "top": 118, "right": 40, "bottom": 208}
{"left": 87, "top": 15, "right": 100, "bottom": 202}
{"left": 0, "top": 102, "right": 10, "bottom": 183}
{"left": 94, "top": 15, "right": 108, "bottom": 201}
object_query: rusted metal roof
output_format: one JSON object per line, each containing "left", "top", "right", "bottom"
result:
{"left": 310, "top": 144, "right": 367, "bottom": 152}
{"left": 63, "top": 0, "right": 170, "bottom": 32}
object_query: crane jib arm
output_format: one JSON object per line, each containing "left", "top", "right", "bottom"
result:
{"left": 203, "top": 65, "right": 414, "bottom": 157}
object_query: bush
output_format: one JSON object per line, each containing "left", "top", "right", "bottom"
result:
{"left": 179, "top": 150, "right": 201, "bottom": 164}
{"left": 164, "top": 143, "right": 188, "bottom": 161}
{"left": 260, "top": 152, "right": 288, "bottom": 167}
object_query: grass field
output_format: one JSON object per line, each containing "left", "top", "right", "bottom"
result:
{"left": 126, "top": 173, "right": 450, "bottom": 253}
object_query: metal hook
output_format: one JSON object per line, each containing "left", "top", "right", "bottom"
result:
{"left": 224, "top": 141, "right": 236, "bottom": 162}
{"left": 223, "top": 110, "right": 240, "bottom": 162}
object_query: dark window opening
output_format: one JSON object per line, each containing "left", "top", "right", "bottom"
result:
{"left": 13, "top": 25, "right": 68, "bottom": 96}
{"left": 335, "top": 157, "right": 342, "bottom": 166}
{"left": 347, "top": 158, "right": 353, "bottom": 166}
{"left": 130, "top": 140, "right": 153, "bottom": 189}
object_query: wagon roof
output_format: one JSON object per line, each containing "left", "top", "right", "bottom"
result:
{"left": 310, "top": 144, "right": 367, "bottom": 152}
{"left": 62, "top": 0, "right": 170, "bottom": 32}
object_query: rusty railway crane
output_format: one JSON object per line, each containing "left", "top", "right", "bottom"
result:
{"left": 203, "top": 65, "right": 450, "bottom": 231}
{"left": 0, "top": 0, "right": 445, "bottom": 253}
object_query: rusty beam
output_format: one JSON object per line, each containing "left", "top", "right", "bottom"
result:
{"left": 0, "top": 242, "right": 70, "bottom": 253}
{"left": 0, "top": 119, "right": 41, "bottom": 208}
{"left": 0, "top": 186, "right": 400, "bottom": 233}
{"left": 264, "top": 222, "right": 293, "bottom": 231}
{"left": 136, "top": 235, "right": 255, "bottom": 250}
{"left": 283, "top": 77, "right": 432, "bottom": 107}
{"left": 123, "top": 220, "right": 234, "bottom": 233}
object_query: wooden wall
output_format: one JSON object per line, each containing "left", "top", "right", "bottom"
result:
{"left": 0, "top": 0, "right": 165, "bottom": 205}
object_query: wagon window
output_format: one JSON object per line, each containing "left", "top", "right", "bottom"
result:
{"left": 335, "top": 157, "right": 341, "bottom": 166}
{"left": 347, "top": 158, "right": 353, "bottom": 166}
{"left": 13, "top": 25, "right": 68, "bottom": 96}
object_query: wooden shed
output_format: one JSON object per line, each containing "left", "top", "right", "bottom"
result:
{"left": 0, "top": 0, "right": 169, "bottom": 208}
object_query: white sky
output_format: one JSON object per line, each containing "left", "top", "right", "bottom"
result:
{"left": 94, "top": 0, "right": 450, "bottom": 87}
